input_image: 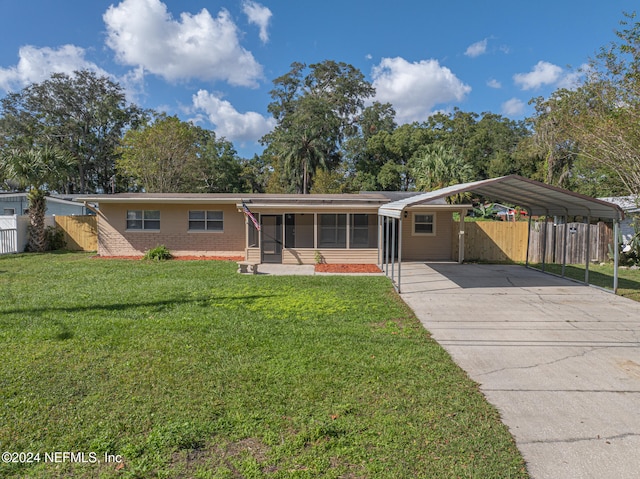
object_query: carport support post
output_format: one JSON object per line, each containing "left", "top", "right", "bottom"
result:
{"left": 458, "top": 209, "right": 465, "bottom": 264}
{"left": 398, "top": 216, "right": 403, "bottom": 293}
{"left": 584, "top": 216, "right": 591, "bottom": 285}
{"left": 613, "top": 219, "right": 620, "bottom": 293}
{"left": 391, "top": 217, "right": 396, "bottom": 287}
{"left": 542, "top": 217, "right": 548, "bottom": 272}
{"left": 562, "top": 215, "right": 569, "bottom": 278}
{"left": 525, "top": 214, "right": 532, "bottom": 267}
{"left": 384, "top": 216, "right": 389, "bottom": 275}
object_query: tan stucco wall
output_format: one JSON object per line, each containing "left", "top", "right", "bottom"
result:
{"left": 97, "top": 203, "right": 246, "bottom": 257}
{"left": 400, "top": 210, "right": 454, "bottom": 260}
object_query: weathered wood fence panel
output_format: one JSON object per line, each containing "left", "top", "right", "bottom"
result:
{"left": 55, "top": 215, "right": 98, "bottom": 251}
{"left": 527, "top": 221, "right": 612, "bottom": 264}
{"left": 451, "top": 220, "right": 613, "bottom": 263}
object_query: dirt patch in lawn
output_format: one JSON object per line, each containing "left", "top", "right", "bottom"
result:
{"left": 315, "top": 264, "right": 381, "bottom": 273}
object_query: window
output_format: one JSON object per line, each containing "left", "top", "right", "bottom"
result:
{"left": 350, "top": 214, "right": 377, "bottom": 248}
{"left": 247, "top": 212, "right": 261, "bottom": 247}
{"left": 3, "top": 208, "right": 15, "bottom": 215}
{"left": 189, "top": 211, "right": 223, "bottom": 231}
{"left": 127, "top": 210, "right": 160, "bottom": 230}
{"left": 318, "top": 214, "right": 346, "bottom": 248}
{"left": 413, "top": 213, "right": 435, "bottom": 235}
{"left": 285, "top": 214, "right": 314, "bottom": 248}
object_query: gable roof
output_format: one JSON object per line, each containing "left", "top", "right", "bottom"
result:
{"left": 598, "top": 196, "right": 640, "bottom": 214}
{"left": 378, "top": 175, "right": 625, "bottom": 220}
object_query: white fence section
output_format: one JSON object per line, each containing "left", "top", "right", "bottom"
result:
{"left": 0, "top": 215, "right": 54, "bottom": 254}
{"left": 0, "top": 215, "right": 18, "bottom": 254}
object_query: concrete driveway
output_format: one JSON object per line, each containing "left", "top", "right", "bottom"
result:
{"left": 399, "top": 262, "right": 640, "bottom": 479}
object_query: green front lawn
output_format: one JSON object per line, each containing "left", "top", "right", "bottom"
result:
{"left": 529, "top": 262, "right": 640, "bottom": 302}
{"left": 0, "top": 253, "right": 527, "bottom": 478}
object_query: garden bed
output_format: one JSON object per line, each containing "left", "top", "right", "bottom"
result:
{"left": 315, "top": 263, "right": 381, "bottom": 273}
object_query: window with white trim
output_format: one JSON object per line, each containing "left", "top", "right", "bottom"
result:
{"left": 126, "top": 210, "right": 160, "bottom": 230}
{"left": 413, "top": 213, "right": 435, "bottom": 235}
{"left": 188, "top": 210, "right": 223, "bottom": 231}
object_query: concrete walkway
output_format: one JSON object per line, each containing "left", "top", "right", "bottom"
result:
{"left": 249, "top": 264, "right": 384, "bottom": 276}
{"left": 399, "top": 262, "right": 640, "bottom": 479}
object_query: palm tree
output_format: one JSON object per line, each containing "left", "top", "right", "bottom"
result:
{"left": 411, "top": 144, "right": 474, "bottom": 203}
{"left": 0, "top": 146, "right": 73, "bottom": 251}
{"left": 274, "top": 96, "right": 340, "bottom": 194}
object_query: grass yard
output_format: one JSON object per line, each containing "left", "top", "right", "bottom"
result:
{"left": 0, "top": 253, "right": 527, "bottom": 478}
{"left": 529, "top": 262, "right": 640, "bottom": 302}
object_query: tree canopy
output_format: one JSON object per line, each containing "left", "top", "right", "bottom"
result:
{"left": 1, "top": 13, "right": 639, "bottom": 200}
{"left": 0, "top": 70, "right": 144, "bottom": 193}
{"left": 527, "top": 11, "right": 640, "bottom": 196}
{"left": 262, "top": 60, "right": 375, "bottom": 193}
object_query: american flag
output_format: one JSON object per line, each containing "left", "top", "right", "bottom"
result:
{"left": 242, "top": 202, "right": 260, "bottom": 231}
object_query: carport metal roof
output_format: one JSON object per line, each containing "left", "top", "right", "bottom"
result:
{"left": 378, "top": 175, "right": 625, "bottom": 220}
{"left": 377, "top": 175, "right": 625, "bottom": 294}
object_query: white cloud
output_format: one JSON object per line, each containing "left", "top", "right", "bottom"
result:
{"left": 501, "top": 98, "right": 525, "bottom": 116}
{"left": 557, "top": 63, "right": 588, "bottom": 90}
{"left": 513, "top": 61, "right": 563, "bottom": 90}
{"left": 0, "top": 44, "right": 106, "bottom": 92}
{"left": 192, "top": 89, "right": 276, "bottom": 143}
{"left": 465, "top": 39, "right": 488, "bottom": 58}
{"left": 103, "top": 0, "right": 263, "bottom": 87}
{"left": 487, "top": 78, "right": 502, "bottom": 89}
{"left": 371, "top": 57, "right": 471, "bottom": 124}
{"left": 242, "top": 1, "right": 272, "bottom": 44}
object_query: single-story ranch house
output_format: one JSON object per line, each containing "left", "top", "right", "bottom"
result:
{"left": 78, "top": 176, "right": 625, "bottom": 271}
{"left": 79, "top": 190, "right": 468, "bottom": 264}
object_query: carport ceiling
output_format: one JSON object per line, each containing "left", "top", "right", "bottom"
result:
{"left": 378, "top": 175, "right": 625, "bottom": 220}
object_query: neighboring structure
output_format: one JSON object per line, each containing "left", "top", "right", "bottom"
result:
{"left": 598, "top": 196, "right": 639, "bottom": 244}
{"left": 77, "top": 191, "right": 469, "bottom": 264}
{"left": 0, "top": 192, "right": 92, "bottom": 216}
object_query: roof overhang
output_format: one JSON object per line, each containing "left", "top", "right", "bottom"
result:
{"left": 378, "top": 175, "right": 625, "bottom": 220}
{"left": 76, "top": 193, "right": 389, "bottom": 208}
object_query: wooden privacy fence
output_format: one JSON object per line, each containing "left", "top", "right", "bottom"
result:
{"left": 54, "top": 215, "right": 97, "bottom": 251}
{"left": 527, "top": 221, "right": 612, "bottom": 264}
{"left": 452, "top": 221, "right": 529, "bottom": 263}
{"left": 451, "top": 220, "right": 613, "bottom": 264}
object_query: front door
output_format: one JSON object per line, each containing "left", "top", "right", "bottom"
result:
{"left": 261, "top": 215, "right": 283, "bottom": 263}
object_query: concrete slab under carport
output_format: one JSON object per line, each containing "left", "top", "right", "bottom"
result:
{"left": 399, "top": 262, "right": 640, "bottom": 479}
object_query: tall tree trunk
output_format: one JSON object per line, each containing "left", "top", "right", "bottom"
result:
{"left": 27, "top": 188, "right": 47, "bottom": 252}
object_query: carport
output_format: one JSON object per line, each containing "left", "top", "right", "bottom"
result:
{"left": 378, "top": 175, "right": 625, "bottom": 293}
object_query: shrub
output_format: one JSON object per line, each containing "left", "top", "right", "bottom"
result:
{"left": 143, "top": 245, "right": 173, "bottom": 261}
{"left": 45, "top": 226, "right": 66, "bottom": 251}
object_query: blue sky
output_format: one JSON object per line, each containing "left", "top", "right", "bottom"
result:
{"left": 0, "top": 0, "right": 635, "bottom": 158}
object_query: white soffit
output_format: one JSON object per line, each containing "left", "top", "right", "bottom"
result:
{"left": 378, "top": 175, "right": 625, "bottom": 220}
